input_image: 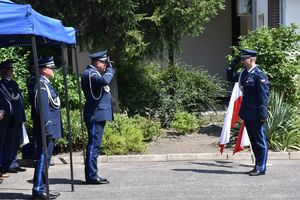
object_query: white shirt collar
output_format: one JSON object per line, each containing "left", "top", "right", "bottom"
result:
{"left": 41, "top": 75, "right": 50, "bottom": 83}
{"left": 89, "top": 64, "right": 97, "bottom": 70}
{"left": 247, "top": 65, "right": 257, "bottom": 73}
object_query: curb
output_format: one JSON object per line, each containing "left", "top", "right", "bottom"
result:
{"left": 40, "top": 151, "right": 300, "bottom": 165}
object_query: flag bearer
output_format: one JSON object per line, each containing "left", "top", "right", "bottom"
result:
{"left": 226, "top": 49, "right": 270, "bottom": 176}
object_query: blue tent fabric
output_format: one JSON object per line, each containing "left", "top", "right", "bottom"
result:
{"left": 0, "top": 0, "right": 76, "bottom": 46}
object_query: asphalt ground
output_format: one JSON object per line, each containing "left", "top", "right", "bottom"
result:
{"left": 1, "top": 159, "right": 300, "bottom": 200}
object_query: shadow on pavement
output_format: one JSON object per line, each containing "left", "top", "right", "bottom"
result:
{"left": 189, "top": 161, "right": 234, "bottom": 168}
{"left": 172, "top": 168, "right": 246, "bottom": 175}
{"left": 0, "top": 192, "right": 31, "bottom": 199}
{"left": 26, "top": 178, "right": 86, "bottom": 185}
{"left": 173, "top": 161, "right": 245, "bottom": 174}
{"left": 49, "top": 178, "right": 86, "bottom": 185}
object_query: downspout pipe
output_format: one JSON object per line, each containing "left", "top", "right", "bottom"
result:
{"left": 251, "top": 0, "right": 257, "bottom": 30}
{"left": 280, "top": 0, "right": 286, "bottom": 25}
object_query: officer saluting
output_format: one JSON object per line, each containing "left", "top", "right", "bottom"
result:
{"left": 32, "top": 56, "right": 61, "bottom": 200}
{"left": 0, "top": 60, "right": 26, "bottom": 174}
{"left": 81, "top": 50, "right": 115, "bottom": 184}
{"left": 226, "top": 49, "right": 270, "bottom": 176}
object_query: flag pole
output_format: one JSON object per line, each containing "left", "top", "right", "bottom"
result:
{"left": 249, "top": 142, "right": 255, "bottom": 164}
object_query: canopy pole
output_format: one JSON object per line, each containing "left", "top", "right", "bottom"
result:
{"left": 61, "top": 43, "right": 74, "bottom": 191}
{"left": 73, "top": 46, "right": 86, "bottom": 161}
{"left": 31, "top": 35, "right": 50, "bottom": 200}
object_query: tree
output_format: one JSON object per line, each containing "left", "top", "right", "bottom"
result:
{"left": 14, "top": 0, "right": 225, "bottom": 111}
{"left": 15, "top": 0, "right": 225, "bottom": 64}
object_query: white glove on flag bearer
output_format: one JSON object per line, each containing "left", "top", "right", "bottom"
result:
{"left": 219, "top": 82, "right": 250, "bottom": 154}
{"left": 20, "top": 122, "right": 29, "bottom": 147}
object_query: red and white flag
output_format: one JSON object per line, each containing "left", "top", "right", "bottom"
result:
{"left": 219, "top": 82, "right": 250, "bottom": 154}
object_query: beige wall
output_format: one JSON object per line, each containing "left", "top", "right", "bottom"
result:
{"left": 285, "top": 0, "right": 300, "bottom": 28}
{"left": 176, "top": 0, "right": 232, "bottom": 80}
{"left": 256, "top": 0, "right": 268, "bottom": 27}
{"left": 66, "top": 49, "right": 90, "bottom": 73}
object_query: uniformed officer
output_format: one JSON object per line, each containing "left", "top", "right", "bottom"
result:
{"left": 0, "top": 68, "right": 11, "bottom": 181}
{"left": 32, "top": 56, "right": 61, "bottom": 200}
{"left": 0, "top": 60, "right": 26, "bottom": 174}
{"left": 23, "top": 58, "right": 38, "bottom": 161}
{"left": 0, "top": 96, "right": 5, "bottom": 184}
{"left": 81, "top": 50, "right": 115, "bottom": 184}
{"left": 226, "top": 49, "right": 270, "bottom": 176}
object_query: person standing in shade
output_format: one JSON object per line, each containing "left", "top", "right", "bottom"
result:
{"left": 0, "top": 102, "right": 5, "bottom": 184}
{"left": 32, "top": 56, "right": 61, "bottom": 200}
{"left": 0, "top": 60, "right": 26, "bottom": 174}
{"left": 81, "top": 50, "right": 115, "bottom": 184}
{"left": 0, "top": 70, "right": 11, "bottom": 182}
{"left": 24, "top": 58, "right": 38, "bottom": 162}
{"left": 226, "top": 49, "right": 270, "bottom": 176}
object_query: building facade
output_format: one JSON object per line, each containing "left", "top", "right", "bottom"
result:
{"left": 178, "top": 0, "right": 300, "bottom": 80}
{"left": 69, "top": 0, "right": 300, "bottom": 80}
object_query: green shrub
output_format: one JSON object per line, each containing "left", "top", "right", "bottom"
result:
{"left": 55, "top": 109, "right": 87, "bottom": 153}
{"left": 51, "top": 68, "right": 85, "bottom": 110}
{"left": 265, "top": 92, "right": 300, "bottom": 151}
{"left": 229, "top": 24, "right": 300, "bottom": 106}
{"left": 132, "top": 115, "right": 164, "bottom": 142}
{"left": 118, "top": 61, "right": 224, "bottom": 126}
{"left": 25, "top": 100, "right": 162, "bottom": 155}
{"left": 170, "top": 110, "right": 201, "bottom": 135}
{"left": 102, "top": 114, "right": 146, "bottom": 155}
{"left": 118, "top": 61, "right": 161, "bottom": 116}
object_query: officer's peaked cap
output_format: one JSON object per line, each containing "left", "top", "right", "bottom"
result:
{"left": 0, "top": 59, "right": 14, "bottom": 69}
{"left": 240, "top": 49, "right": 257, "bottom": 59}
{"left": 38, "top": 56, "right": 57, "bottom": 69}
{"left": 89, "top": 50, "right": 108, "bottom": 61}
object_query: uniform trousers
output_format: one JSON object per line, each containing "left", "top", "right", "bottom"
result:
{"left": 2, "top": 122, "right": 22, "bottom": 171}
{"left": 244, "top": 120, "right": 268, "bottom": 172}
{"left": 85, "top": 121, "right": 106, "bottom": 181}
{"left": 0, "top": 114, "right": 10, "bottom": 170}
{"left": 32, "top": 135, "right": 55, "bottom": 195}
{"left": 0, "top": 127, "right": 6, "bottom": 168}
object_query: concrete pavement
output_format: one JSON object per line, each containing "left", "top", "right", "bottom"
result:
{"left": 52, "top": 151, "right": 300, "bottom": 164}
{"left": 1, "top": 153, "right": 300, "bottom": 200}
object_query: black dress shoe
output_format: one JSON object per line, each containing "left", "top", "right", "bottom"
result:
{"left": 86, "top": 176, "right": 109, "bottom": 184}
{"left": 32, "top": 192, "right": 58, "bottom": 200}
{"left": 16, "top": 167, "right": 27, "bottom": 172}
{"left": 244, "top": 168, "right": 256, "bottom": 174}
{"left": 0, "top": 172, "right": 9, "bottom": 178}
{"left": 49, "top": 191, "right": 60, "bottom": 197}
{"left": 249, "top": 170, "right": 265, "bottom": 176}
{"left": 7, "top": 168, "right": 18, "bottom": 173}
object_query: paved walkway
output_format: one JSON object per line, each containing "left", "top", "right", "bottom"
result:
{"left": 1, "top": 159, "right": 300, "bottom": 200}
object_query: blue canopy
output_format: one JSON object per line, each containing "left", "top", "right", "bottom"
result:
{"left": 0, "top": 0, "right": 76, "bottom": 47}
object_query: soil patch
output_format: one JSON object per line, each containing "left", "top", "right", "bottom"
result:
{"left": 146, "top": 124, "right": 223, "bottom": 154}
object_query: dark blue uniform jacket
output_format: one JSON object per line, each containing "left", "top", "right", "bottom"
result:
{"left": 0, "top": 88, "right": 11, "bottom": 126}
{"left": 0, "top": 78, "right": 26, "bottom": 124}
{"left": 81, "top": 65, "right": 115, "bottom": 123}
{"left": 227, "top": 65, "right": 270, "bottom": 121}
{"left": 34, "top": 76, "right": 62, "bottom": 139}
{"left": 27, "top": 74, "right": 38, "bottom": 121}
